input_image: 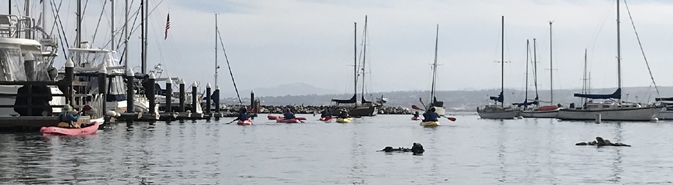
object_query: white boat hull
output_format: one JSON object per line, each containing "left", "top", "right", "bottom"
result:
{"left": 655, "top": 110, "right": 673, "bottom": 120}
{"left": 557, "top": 107, "right": 660, "bottom": 121}
{"left": 0, "top": 85, "right": 65, "bottom": 117}
{"left": 520, "top": 110, "right": 558, "bottom": 118}
{"left": 477, "top": 110, "right": 520, "bottom": 119}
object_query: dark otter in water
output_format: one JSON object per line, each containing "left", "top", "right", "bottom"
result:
{"left": 380, "top": 143, "right": 425, "bottom": 155}
{"left": 575, "top": 137, "right": 631, "bottom": 147}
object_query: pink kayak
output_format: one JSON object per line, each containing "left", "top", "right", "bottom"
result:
{"left": 40, "top": 121, "right": 100, "bottom": 136}
{"left": 411, "top": 116, "right": 420, "bottom": 120}
{"left": 276, "top": 118, "right": 300, "bottom": 123}
{"left": 269, "top": 115, "right": 306, "bottom": 120}
{"left": 267, "top": 115, "right": 277, "bottom": 120}
{"left": 237, "top": 119, "right": 253, "bottom": 125}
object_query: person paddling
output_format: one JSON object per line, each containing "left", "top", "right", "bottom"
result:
{"left": 320, "top": 109, "right": 331, "bottom": 118}
{"left": 413, "top": 111, "right": 420, "bottom": 118}
{"left": 337, "top": 109, "right": 350, "bottom": 119}
{"left": 422, "top": 108, "right": 439, "bottom": 122}
{"left": 57, "top": 105, "right": 81, "bottom": 128}
{"left": 234, "top": 107, "right": 249, "bottom": 121}
{"left": 283, "top": 109, "right": 296, "bottom": 120}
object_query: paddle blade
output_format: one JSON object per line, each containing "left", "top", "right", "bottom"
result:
{"left": 419, "top": 98, "right": 426, "bottom": 107}
{"left": 447, "top": 117, "right": 456, "bottom": 122}
{"left": 411, "top": 105, "right": 423, "bottom": 110}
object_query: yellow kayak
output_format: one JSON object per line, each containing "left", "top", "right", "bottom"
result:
{"left": 336, "top": 117, "right": 352, "bottom": 123}
{"left": 420, "top": 121, "right": 440, "bottom": 127}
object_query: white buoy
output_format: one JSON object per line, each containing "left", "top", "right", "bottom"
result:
{"left": 650, "top": 117, "right": 658, "bottom": 122}
{"left": 595, "top": 113, "right": 601, "bottom": 124}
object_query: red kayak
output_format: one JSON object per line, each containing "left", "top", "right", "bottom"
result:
{"left": 40, "top": 121, "right": 100, "bottom": 136}
{"left": 320, "top": 116, "right": 333, "bottom": 121}
{"left": 276, "top": 118, "right": 300, "bottom": 123}
{"left": 268, "top": 115, "right": 305, "bottom": 120}
{"left": 411, "top": 116, "right": 420, "bottom": 120}
{"left": 237, "top": 119, "right": 253, "bottom": 125}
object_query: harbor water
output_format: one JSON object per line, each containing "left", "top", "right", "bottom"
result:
{"left": 1, "top": 114, "right": 672, "bottom": 184}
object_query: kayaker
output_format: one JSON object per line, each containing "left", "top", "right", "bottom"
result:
{"left": 233, "top": 107, "right": 249, "bottom": 121}
{"left": 422, "top": 108, "right": 439, "bottom": 122}
{"left": 57, "top": 105, "right": 81, "bottom": 128}
{"left": 320, "top": 109, "right": 331, "bottom": 118}
{"left": 413, "top": 111, "right": 419, "bottom": 118}
{"left": 283, "top": 109, "right": 296, "bottom": 120}
{"left": 337, "top": 109, "right": 349, "bottom": 118}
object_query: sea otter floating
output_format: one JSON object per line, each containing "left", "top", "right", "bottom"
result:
{"left": 576, "top": 137, "right": 631, "bottom": 147}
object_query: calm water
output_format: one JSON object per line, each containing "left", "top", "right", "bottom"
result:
{"left": 1, "top": 114, "right": 672, "bottom": 184}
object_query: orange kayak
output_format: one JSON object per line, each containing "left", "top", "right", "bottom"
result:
{"left": 320, "top": 116, "right": 333, "bottom": 121}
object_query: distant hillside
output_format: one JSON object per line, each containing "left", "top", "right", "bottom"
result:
{"left": 221, "top": 86, "right": 669, "bottom": 110}
{"left": 223, "top": 83, "right": 338, "bottom": 97}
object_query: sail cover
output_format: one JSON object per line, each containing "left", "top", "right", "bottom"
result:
{"left": 332, "top": 94, "right": 357, "bottom": 104}
{"left": 513, "top": 100, "right": 538, "bottom": 107}
{"left": 489, "top": 91, "right": 503, "bottom": 103}
{"left": 361, "top": 96, "right": 371, "bottom": 104}
{"left": 574, "top": 88, "right": 621, "bottom": 99}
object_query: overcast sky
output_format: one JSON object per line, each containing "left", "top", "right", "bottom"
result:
{"left": 4, "top": 0, "right": 673, "bottom": 97}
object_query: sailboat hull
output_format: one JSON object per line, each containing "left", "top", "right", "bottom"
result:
{"left": 477, "top": 109, "right": 520, "bottom": 119}
{"left": 557, "top": 107, "right": 660, "bottom": 121}
{"left": 520, "top": 110, "right": 558, "bottom": 118}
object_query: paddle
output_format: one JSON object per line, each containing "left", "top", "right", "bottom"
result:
{"left": 411, "top": 105, "right": 456, "bottom": 122}
{"left": 227, "top": 119, "right": 237, "bottom": 124}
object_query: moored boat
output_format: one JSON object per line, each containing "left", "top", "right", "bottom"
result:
{"left": 40, "top": 121, "right": 100, "bottom": 136}
{"left": 477, "top": 16, "right": 521, "bottom": 120}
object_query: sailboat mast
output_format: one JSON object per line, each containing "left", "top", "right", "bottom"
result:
{"left": 143, "top": 0, "right": 149, "bottom": 74}
{"left": 124, "top": 0, "right": 128, "bottom": 68}
{"left": 616, "top": 0, "right": 622, "bottom": 103}
{"left": 500, "top": 16, "right": 505, "bottom": 106}
{"left": 215, "top": 14, "right": 218, "bottom": 90}
{"left": 361, "top": 16, "right": 367, "bottom": 100}
{"left": 533, "top": 38, "right": 538, "bottom": 100}
{"left": 42, "top": 0, "right": 46, "bottom": 35}
{"left": 353, "top": 22, "right": 358, "bottom": 102}
{"left": 76, "top": 0, "right": 81, "bottom": 63}
{"left": 431, "top": 24, "right": 439, "bottom": 104}
{"left": 25, "top": 0, "right": 30, "bottom": 39}
{"left": 111, "top": 0, "right": 115, "bottom": 50}
{"left": 582, "top": 49, "right": 588, "bottom": 105}
{"left": 549, "top": 21, "right": 554, "bottom": 105}
{"left": 140, "top": 0, "right": 144, "bottom": 73}
{"left": 525, "top": 39, "right": 529, "bottom": 104}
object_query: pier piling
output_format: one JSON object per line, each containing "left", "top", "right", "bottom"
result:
{"left": 179, "top": 79, "right": 185, "bottom": 112}
{"left": 191, "top": 82, "right": 197, "bottom": 113}
{"left": 165, "top": 77, "right": 172, "bottom": 113}
{"left": 98, "top": 66, "right": 107, "bottom": 118}
{"left": 126, "top": 68, "right": 134, "bottom": 114}
{"left": 148, "top": 73, "right": 156, "bottom": 115}
{"left": 206, "top": 83, "right": 211, "bottom": 116}
{"left": 65, "top": 59, "right": 74, "bottom": 104}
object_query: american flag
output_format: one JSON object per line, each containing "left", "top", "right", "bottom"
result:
{"left": 164, "top": 13, "right": 170, "bottom": 40}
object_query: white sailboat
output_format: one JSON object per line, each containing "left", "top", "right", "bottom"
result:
{"left": 557, "top": 0, "right": 660, "bottom": 121}
{"left": 425, "top": 25, "right": 446, "bottom": 117}
{"left": 521, "top": 24, "right": 559, "bottom": 118}
{"left": 477, "top": 16, "right": 520, "bottom": 119}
